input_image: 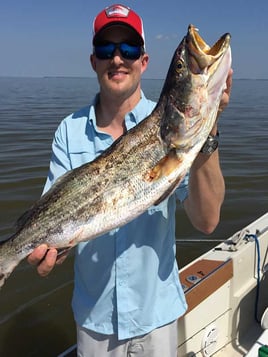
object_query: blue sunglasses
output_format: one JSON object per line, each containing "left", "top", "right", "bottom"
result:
{"left": 94, "top": 42, "right": 143, "bottom": 60}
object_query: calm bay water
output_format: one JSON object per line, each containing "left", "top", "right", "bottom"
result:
{"left": 0, "top": 77, "right": 267, "bottom": 356}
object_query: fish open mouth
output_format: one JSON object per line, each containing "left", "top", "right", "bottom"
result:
{"left": 186, "top": 24, "right": 231, "bottom": 74}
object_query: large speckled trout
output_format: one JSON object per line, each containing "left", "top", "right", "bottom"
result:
{"left": 0, "top": 25, "right": 231, "bottom": 288}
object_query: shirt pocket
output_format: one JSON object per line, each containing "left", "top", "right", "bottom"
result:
{"left": 68, "top": 140, "right": 96, "bottom": 169}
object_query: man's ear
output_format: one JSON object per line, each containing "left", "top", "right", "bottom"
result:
{"left": 141, "top": 54, "right": 149, "bottom": 73}
{"left": 90, "top": 54, "right": 97, "bottom": 72}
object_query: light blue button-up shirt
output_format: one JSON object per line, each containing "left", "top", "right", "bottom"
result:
{"left": 43, "top": 91, "right": 188, "bottom": 340}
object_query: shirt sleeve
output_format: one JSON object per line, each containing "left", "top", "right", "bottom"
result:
{"left": 42, "top": 120, "right": 71, "bottom": 195}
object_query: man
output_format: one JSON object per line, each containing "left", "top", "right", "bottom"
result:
{"left": 28, "top": 4, "right": 232, "bottom": 357}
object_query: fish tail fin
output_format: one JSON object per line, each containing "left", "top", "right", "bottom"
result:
{"left": 0, "top": 258, "right": 17, "bottom": 289}
{"left": 0, "top": 270, "right": 12, "bottom": 289}
{"left": 0, "top": 236, "right": 19, "bottom": 289}
{"left": 0, "top": 257, "right": 19, "bottom": 289}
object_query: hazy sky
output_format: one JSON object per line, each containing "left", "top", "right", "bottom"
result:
{"left": 1, "top": 0, "right": 267, "bottom": 79}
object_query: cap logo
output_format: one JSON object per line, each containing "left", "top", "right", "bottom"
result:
{"left": 105, "top": 5, "right": 129, "bottom": 18}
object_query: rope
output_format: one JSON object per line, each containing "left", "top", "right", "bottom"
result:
{"left": 246, "top": 233, "right": 261, "bottom": 323}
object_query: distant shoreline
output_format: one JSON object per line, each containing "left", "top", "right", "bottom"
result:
{"left": 0, "top": 75, "right": 268, "bottom": 81}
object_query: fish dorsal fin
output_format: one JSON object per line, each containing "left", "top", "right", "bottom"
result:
{"left": 15, "top": 169, "right": 75, "bottom": 231}
{"left": 45, "top": 169, "right": 74, "bottom": 194}
{"left": 15, "top": 208, "right": 34, "bottom": 230}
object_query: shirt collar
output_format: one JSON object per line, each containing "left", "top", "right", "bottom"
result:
{"left": 88, "top": 94, "right": 99, "bottom": 130}
{"left": 88, "top": 91, "right": 147, "bottom": 131}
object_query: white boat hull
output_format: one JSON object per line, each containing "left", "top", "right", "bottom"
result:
{"left": 178, "top": 212, "right": 268, "bottom": 356}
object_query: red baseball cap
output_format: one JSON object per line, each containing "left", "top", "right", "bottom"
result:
{"left": 92, "top": 4, "right": 145, "bottom": 46}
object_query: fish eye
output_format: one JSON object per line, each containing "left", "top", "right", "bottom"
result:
{"left": 176, "top": 60, "right": 184, "bottom": 74}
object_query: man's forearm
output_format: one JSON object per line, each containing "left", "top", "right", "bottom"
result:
{"left": 183, "top": 146, "right": 225, "bottom": 234}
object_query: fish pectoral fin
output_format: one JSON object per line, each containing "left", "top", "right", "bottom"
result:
{"left": 67, "top": 226, "right": 88, "bottom": 245}
{"left": 144, "top": 149, "right": 182, "bottom": 182}
{"left": 153, "top": 171, "right": 186, "bottom": 205}
{"left": 56, "top": 246, "right": 72, "bottom": 258}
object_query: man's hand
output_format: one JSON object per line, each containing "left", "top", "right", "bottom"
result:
{"left": 27, "top": 245, "right": 68, "bottom": 277}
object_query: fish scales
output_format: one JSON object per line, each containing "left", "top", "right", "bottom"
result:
{"left": 0, "top": 25, "right": 231, "bottom": 288}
